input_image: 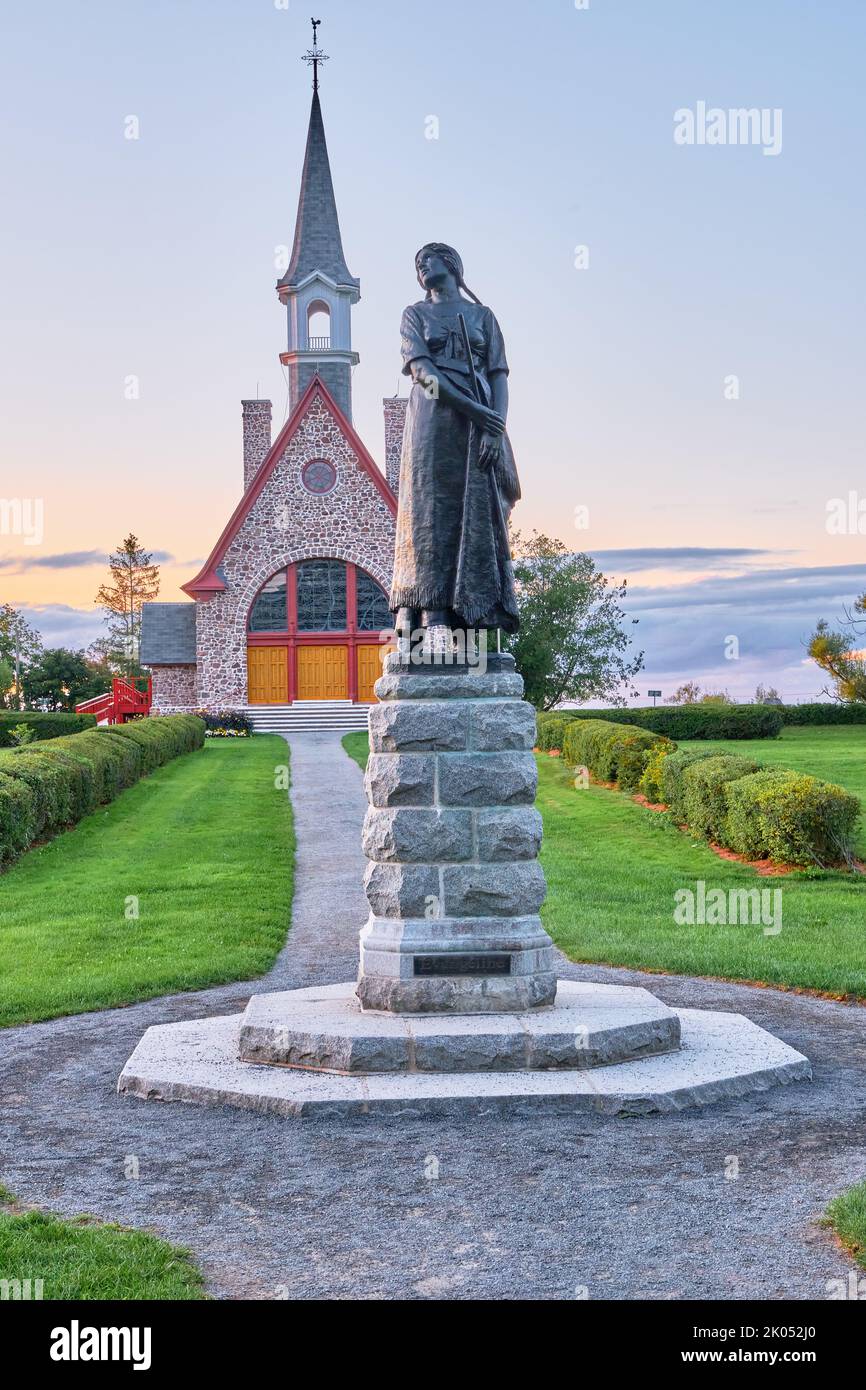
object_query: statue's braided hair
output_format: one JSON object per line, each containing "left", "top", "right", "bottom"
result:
{"left": 415, "top": 243, "right": 482, "bottom": 304}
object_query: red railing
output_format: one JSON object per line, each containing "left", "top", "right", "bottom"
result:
{"left": 76, "top": 677, "right": 151, "bottom": 725}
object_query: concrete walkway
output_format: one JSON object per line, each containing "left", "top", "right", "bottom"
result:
{"left": 0, "top": 733, "right": 864, "bottom": 1300}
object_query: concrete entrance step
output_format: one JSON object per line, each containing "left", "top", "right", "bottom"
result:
{"left": 245, "top": 702, "right": 371, "bottom": 733}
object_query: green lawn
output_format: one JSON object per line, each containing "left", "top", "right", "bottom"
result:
{"left": 538, "top": 753, "right": 866, "bottom": 997}
{"left": 826, "top": 1181, "right": 866, "bottom": 1272}
{"left": 680, "top": 726, "right": 866, "bottom": 857}
{"left": 0, "top": 737, "right": 294, "bottom": 1027}
{"left": 342, "top": 730, "right": 368, "bottom": 772}
{"left": 0, "top": 1191, "right": 206, "bottom": 1299}
{"left": 341, "top": 729, "right": 866, "bottom": 998}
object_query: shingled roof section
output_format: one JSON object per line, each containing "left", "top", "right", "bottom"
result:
{"left": 277, "top": 88, "right": 359, "bottom": 291}
{"left": 140, "top": 602, "right": 196, "bottom": 666}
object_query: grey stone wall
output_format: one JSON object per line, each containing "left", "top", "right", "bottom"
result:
{"left": 382, "top": 396, "right": 407, "bottom": 497}
{"left": 151, "top": 664, "right": 198, "bottom": 713}
{"left": 242, "top": 399, "right": 272, "bottom": 491}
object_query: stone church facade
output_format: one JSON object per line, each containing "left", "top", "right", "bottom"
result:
{"left": 141, "top": 79, "right": 405, "bottom": 720}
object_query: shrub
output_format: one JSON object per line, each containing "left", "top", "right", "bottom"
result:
{"left": 41, "top": 731, "right": 142, "bottom": 806}
{"left": 639, "top": 743, "right": 673, "bottom": 803}
{"left": 0, "top": 711, "right": 97, "bottom": 747}
{"left": 109, "top": 714, "right": 206, "bottom": 769}
{"left": 198, "top": 709, "right": 253, "bottom": 737}
{"left": 561, "top": 718, "right": 673, "bottom": 790}
{"left": 554, "top": 704, "right": 783, "bottom": 739}
{"left": 660, "top": 748, "right": 718, "bottom": 820}
{"left": 561, "top": 719, "right": 617, "bottom": 779}
{"left": 681, "top": 755, "right": 761, "bottom": 843}
{"left": 0, "top": 772, "right": 37, "bottom": 863}
{"left": 535, "top": 714, "right": 569, "bottom": 752}
{"left": 0, "top": 716, "right": 206, "bottom": 868}
{"left": 725, "top": 769, "right": 861, "bottom": 867}
{"left": 9, "top": 723, "right": 37, "bottom": 746}
{"left": 777, "top": 702, "right": 866, "bottom": 726}
{"left": 0, "top": 746, "right": 89, "bottom": 834}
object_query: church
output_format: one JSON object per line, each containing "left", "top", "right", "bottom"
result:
{"left": 140, "top": 51, "right": 405, "bottom": 730}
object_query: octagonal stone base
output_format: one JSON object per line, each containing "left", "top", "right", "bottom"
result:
{"left": 118, "top": 993, "right": 811, "bottom": 1119}
{"left": 238, "top": 980, "right": 680, "bottom": 1074}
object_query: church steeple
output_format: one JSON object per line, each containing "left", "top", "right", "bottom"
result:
{"left": 277, "top": 21, "right": 359, "bottom": 420}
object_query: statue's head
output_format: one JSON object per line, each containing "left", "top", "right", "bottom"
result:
{"left": 415, "top": 243, "right": 481, "bottom": 303}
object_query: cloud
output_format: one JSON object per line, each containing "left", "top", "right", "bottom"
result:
{"left": 621, "top": 562, "right": 865, "bottom": 703}
{"left": 16, "top": 604, "right": 106, "bottom": 652}
{"left": 0, "top": 549, "right": 175, "bottom": 574}
{"left": 589, "top": 547, "right": 786, "bottom": 573}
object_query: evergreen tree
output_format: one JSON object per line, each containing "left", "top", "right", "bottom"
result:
{"left": 94, "top": 535, "right": 160, "bottom": 677}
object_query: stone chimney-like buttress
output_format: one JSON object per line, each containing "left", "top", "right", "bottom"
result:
{"left": 242, "top": 400, "right": 272, "bottom": 491}
{"left": 382, "top": 397, "right": 407, "bottom": 497}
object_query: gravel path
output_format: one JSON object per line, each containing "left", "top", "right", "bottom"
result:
{"left": 1, "top": 732, "right": 864, "bottom": 1300}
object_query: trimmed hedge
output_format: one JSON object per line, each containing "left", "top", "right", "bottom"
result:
{"left": 659, "top": 748, "right": 717, "bottom": 821}
{"left": 561, "top": 718, "right": 673, "bottom": 792}
{"left": 550, "top": 717, "right": 861, "bottom": 868}
{"left": 681, "top": 755, "right": 761, "bottom": 843}
{"left": 535, "top": 713, "right": 570, "bottom": 752}
{"left": 109, "top": 714, "right": 206, "bottom": 770}
{"left": 777, "top": 703, "right": 866, "bottom": 726}
{"left": 0, "top": 715, "right": 205, "bottom": 866}
{"left": 725, "top": 769, "right": 860, "bottom": 867}
{"left": 0, "top": 710, "right": 97, "bottom": 747}
{"left": 551, "top": 704, "right": 783, "bottom": 740}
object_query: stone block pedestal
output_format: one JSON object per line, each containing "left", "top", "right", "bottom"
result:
{"left": 356, "top": 653, "right": 557, "bottom": 1013}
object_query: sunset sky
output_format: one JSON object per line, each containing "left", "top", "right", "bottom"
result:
{"left": 1, "top": 0, "right": 864, "bottom": 701}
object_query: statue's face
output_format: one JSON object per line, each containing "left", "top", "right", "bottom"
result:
{"left": 416, "top": 249, "right": 454, "bottom": 290}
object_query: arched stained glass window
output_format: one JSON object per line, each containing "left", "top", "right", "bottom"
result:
{"left": 296, "top": 559, "right": 347, "bottom": 631}
{"left": 356, "top": 571, "right": 391, "bottom": 631}
{"left": 249, "top": 570, "right": 287, "bottom": 631}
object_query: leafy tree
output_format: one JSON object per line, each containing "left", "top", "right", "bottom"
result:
{"left": 668, "top": 682, "right": 731, "bottom": 705}
{"left": 94, "top": 534, "right": 160, "bottom": 677}
{"left": 503, "top": 530, "right": 643, "bottom": 710}
{"left": 0, "top": 658, "right": 14, "bottom": 707}
{"left": 0, "top": 604, "right": 42, "bottom": 707}
{"left": 22, "top": 648, "right": 96, "bottom": 710}
{"left": 754, "top": 683, "right": 782, "bottom": 705}
{"left": 667, "top": 681, "right": 702, "bottom": 705}
{"left": 809, "top": 597, "right": 866, "bottom": 703}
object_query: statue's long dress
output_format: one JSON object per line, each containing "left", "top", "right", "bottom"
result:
{"left": 390, "top": 299, "right": 520, "bottom": 631}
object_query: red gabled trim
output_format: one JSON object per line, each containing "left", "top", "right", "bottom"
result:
{"left": 182, "top": 376, "right": 397, "bottom": 599}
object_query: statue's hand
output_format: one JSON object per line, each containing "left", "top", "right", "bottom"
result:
{"left": 478, "top": 430, "right": 502, "bottom": 470}
{"left": 471, "top": 402, "right": 506, "bottom": 435}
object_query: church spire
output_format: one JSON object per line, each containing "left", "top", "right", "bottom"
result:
{"left": 276, "top": 21, "right": 360, "bottom": 421}
{"left": 277, "top": 21, "right": 358, "bottom": 292}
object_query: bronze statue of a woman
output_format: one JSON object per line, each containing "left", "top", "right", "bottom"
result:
{"left": 390, "top": 243, "right": 520, "bottom": 642}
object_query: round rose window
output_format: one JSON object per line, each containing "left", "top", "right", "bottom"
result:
{"left": 301, "top": 459, "right": 337, "bottom": 494}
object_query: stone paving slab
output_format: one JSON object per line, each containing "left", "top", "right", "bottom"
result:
{"left": 118, "top": 999, "right": 810, "bottom": 1117}
{"left": 237, "top": 979, "right": 681, "bottom": 1072}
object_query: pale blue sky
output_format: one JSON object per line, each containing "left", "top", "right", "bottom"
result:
{"left": 1, "top": 0, "right": 864, "bottom": 699}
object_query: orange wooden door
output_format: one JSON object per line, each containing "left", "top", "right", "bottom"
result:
{"left": 247, "top": 646, "right": 288, "bottom": 704}
{"left": 296, "top": 645, "right": 348, "bottom": 699}
{"left": 356, "top": 644, "right": 382, "bottom": 703}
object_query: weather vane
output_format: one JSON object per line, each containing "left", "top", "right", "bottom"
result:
{"left": 303, "top": 17, "right": 329, "bottom": 92}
